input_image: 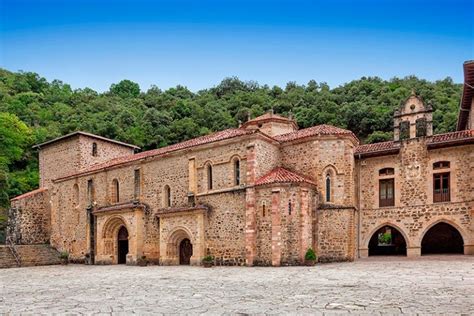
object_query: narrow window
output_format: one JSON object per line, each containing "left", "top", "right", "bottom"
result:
{"left": 325, "top": 173, "right": 331, "bottom": 202}
{"left": 92, "top": 142, "right": 98, "bottom": 157}
{"left": 73, "top": 184, "right": 79, "bottom": 207}
{"left": 234, "top": 159, "right": 241, "bottom": 186}
{"left": 379, "top": 179, "right": 395, "bottom": 207}
{"left": 87, "top": 179, "right": 94, "bottom": 205}
{"left": 207, "top": 164, "right": 213, "bottom": 190}
{"left": 262, "top": 201, "right": 266, "bottom": 217}
{"left": 164, "top": 185, "right": 171, "bottom": 207}
{"left": 399, "top": 121, "right": 410, "bottom": 140}
{"left": 134, "top": 169, "right": 140, "bottom": 199}
{"left": 288, "top": 200, "right": 292, "bottom": 215}
{"left": 416, "top": 118, "right": 427, "bottom": 137}
{"left": 433, "top": 172, "right": 450, "bottom": 202}
{"left": 112, "top": 179, "right": 120, "bottom": 203}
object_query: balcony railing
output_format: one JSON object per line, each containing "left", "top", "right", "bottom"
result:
{"left": 433, "top": 188, "right": 450, "bottom": 203}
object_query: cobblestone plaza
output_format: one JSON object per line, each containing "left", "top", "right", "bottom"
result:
{"left": 1, "top": 256, "right": 473, "bottom": 314}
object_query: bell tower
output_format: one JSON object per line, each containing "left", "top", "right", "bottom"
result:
{"left": 393, "top": 91, "right": 433, "bottom": 141}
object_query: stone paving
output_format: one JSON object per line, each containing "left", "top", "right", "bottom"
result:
{"left": 0, "top": 255, "right": 473, "bottom": 315}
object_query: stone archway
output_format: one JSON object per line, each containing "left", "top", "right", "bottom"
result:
{"left": 421, "top": 222, "right": 464, "bottom": 255}
{"left": 368, "top": 225, "right": 407, "bottom": 256}
{"left": 101, "top": 216, "right": 129, "bottom": 264}
{"left": 166, "top": 228, "right": 194, "bottom": 265}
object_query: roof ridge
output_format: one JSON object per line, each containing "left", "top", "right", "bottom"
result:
{"left": 32, "top": 131, "right": 140, "bottom": 149}
{"left": 255, "top": 166, "right": 316, "bottom": 186}
{"left": 275, "top": 124, "right": 358, "bottom": 143}
{"left": 55, "top": 128, "right": 257, "bottom": 181}
{"left": 11, "top": 187, "right": 48, "bottom": 201}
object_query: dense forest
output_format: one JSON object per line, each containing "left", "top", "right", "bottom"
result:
{"left": 0, "top": 68, "right": 462, "bottom": 240}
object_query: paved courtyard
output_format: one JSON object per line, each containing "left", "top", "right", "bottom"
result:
{"left": 1, "top": 256, "right": 473, "bottom": 315}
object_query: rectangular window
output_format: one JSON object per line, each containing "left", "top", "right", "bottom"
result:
{"left": 379, "top": 179, "right": 394, "bottom": 207}
{"left": 433, "top": 172, "right": 450, "bottom": 202}
{"left": 134, "top": 169, "right": 141, "bottom": 199}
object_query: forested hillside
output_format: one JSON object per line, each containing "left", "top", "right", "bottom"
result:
{"left": 0, "top": 68, "right": 462, "bottom": 239}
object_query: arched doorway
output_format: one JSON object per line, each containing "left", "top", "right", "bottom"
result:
{"left": 421, "top": 222, "right": 463, "bottom": 255}
{"left": 117, "top": 226, "right": 129, "bottom": 264}
{"left": 179, "top": 238, "right": 193, "bottom": 265}
{"left": 369, "top": 225, "right": 407, "bottom": 256}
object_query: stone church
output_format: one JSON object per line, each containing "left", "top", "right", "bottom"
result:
{"left": 7, "top": 61, "right": 474, "bottom": 266}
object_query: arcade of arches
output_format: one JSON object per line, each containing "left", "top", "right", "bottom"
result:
{"left": 366, "top": 221, "right": 467, "bottom": 258}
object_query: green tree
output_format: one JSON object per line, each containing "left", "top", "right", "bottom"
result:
{"left": 109, "top": 80, "right": 140, "bottom": 98}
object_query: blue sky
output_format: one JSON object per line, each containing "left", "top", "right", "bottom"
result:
{"left": 0, "top": 0, "right": 473, "bottom": 92}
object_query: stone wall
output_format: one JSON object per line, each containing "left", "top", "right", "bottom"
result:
{"left": 315, "top": 207, "right": 356, "bottom": 262}
{"left": 280, "top": 135, "right": 356, "bottom": 207}
{"left": 78, "top": 134, "right": 135, "bottom": 170}
{"left": 199, "top": 191, "right": 247, "bottom": 265}
{"left": 51, "top": 136, "right": 253, "bottom": 263}
{"left": 253, "top": 139, "right": 280, "bottom": 180}
{"left": 358, "top": 140, "right": 474, "bottom": 256}
{"left": 39, "top": 134, "right": 135, "bottom": 189}
{"left": 254, "top": 184, "right": 316, "bottom": 266}
{"left": 8, "top": 189, "right": 51, "bottom": 244}
{"left": 39, "top": 137, "right": 80, "bottom": 188}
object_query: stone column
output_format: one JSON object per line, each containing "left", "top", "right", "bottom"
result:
{"left": 245, "top": 188, "right": 257, "bottom": 266}
{"left": 464, "top": 244, "right": 474, "bottom": 255}
{"left": 407, "top": 247, "right": 421, "bottom": 257}
{"left": 271, "top": 189, "right": 281, "bottom": 266}
{"left": 128, "top": 209, "right": 144, "bottom": 265}
{"left": 245, "top": 144, "right": 257, "bottom": 266}
{"left": 299, "top": 188, "right": 311, "bottom": 263}
{"left": 188, "top": 158, "right": 197, "bottom": 194}
{"left": 190, "top": 212, "right": 205, "bottom": 265}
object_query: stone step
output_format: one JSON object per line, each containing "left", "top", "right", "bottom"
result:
{"left": 0, "top": 246, "right": 20, "bottom": 268}
{"left": 15, "top": 245, "right": 62, "bottom": 267}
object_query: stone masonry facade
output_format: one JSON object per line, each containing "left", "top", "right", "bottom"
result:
{"left": 7, "top": 62, "right": 474, "bottom": 266}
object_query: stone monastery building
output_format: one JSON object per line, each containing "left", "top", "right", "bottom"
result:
{"left": 8, "top": 62, "right": 474, "bottom": 266}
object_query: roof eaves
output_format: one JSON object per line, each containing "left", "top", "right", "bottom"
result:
{"left": 32, "top": 131, "right": 140, "bottom": 149}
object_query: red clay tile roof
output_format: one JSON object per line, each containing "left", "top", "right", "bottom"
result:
{"left": 275, "top": 124, "right": 358, "bottom": 143}
{"left": 56, "top": 128, "right": 256, "bottom": 181}
{"left": 427, "top": 129, "right": 474, "bottom": 145}
{"left": 11, "top": 188, "right": 48, "bottom": 201}
{"left": 255, "top": 167, "right": 316, "bottom": 186}
{"left": 355, "top": 141, "right": 399, "bottom": 155}
{"left": 457, "top": 60, "right": 474, "bottom": 130}
{"left": 355, "top": 129, "right": 474, "bottom": 156}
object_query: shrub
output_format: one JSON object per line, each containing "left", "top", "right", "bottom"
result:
{"left": 305, "top": 248, "right": 317, "bottom": 261}
{"left": 379, "top": 232, "right": 392, "bottom": 245}
{"left": 202, "top": 255, "right": 214, "bottom": 263}
{"left": 59, "top": 251, "right": 69, "bottom": 260}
